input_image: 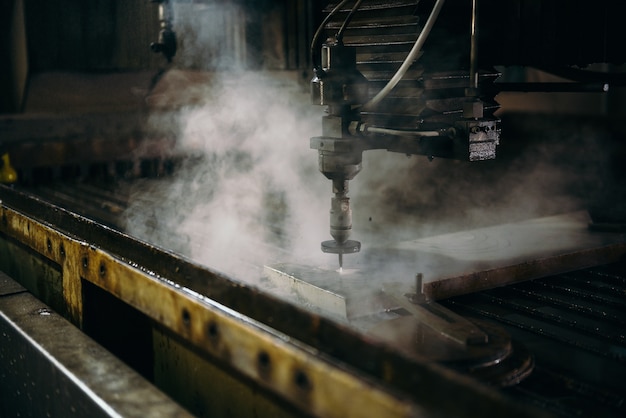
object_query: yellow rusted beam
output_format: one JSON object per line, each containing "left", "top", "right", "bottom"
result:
{"left": 0, "top": 187, "right": 550, "bottom": 418}
{"left": 0, "top": 204, "right": 425, "bottom": 418}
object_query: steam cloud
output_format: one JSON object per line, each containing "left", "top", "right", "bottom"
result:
{"left": 123, "top": 3, "right": 609, "bottom": 294}
{"left": 124, "top": 73, "right": 602, "bottom": 287}
{"left": 124, "top": 71, "right": 335, "bottom": 282}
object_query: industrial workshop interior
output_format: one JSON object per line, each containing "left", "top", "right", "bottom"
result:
{"left": 1, "top": 1, "right": 626, "bottom": 417}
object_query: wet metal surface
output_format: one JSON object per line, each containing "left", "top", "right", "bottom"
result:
{"left": 263, "top": 263, "right": 398, "bottom": 320}
{"left": 0, "top": 272, "right": 191, "bottom": 417}
{"left": 264, "top": 265, "right": 535, "bottom": 387}
{"left": 383, "top": 211, "right": 626, "bottom": 299}
{"left": 264, "top": 212, "right": 626, "bottom": 323}
{"left": 0, "top": 270, "right": 26, "bottom": 296}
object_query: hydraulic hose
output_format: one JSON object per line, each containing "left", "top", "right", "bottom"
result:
{"left": 310, "top": 0, "right": 352, "bottom": 68}
{"left": 362, "top": 0, "right": 446, "bottom": 110}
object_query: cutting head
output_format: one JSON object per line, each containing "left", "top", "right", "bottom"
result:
{"left": 322, "top": 239, "right": 361, "bottom": 268}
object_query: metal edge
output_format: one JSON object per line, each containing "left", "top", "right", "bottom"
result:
{"left": 425, "top": 244, "right": 626, "bottom": 300}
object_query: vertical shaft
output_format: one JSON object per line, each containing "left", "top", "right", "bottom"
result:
{"left": 329, "top": 179, "right": 352, "bottom": 245}
{"left": 469, "top": 0, "right": 479, "bottom": 92}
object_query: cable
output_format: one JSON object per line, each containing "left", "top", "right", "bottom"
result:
{"left": 469, "top": 0, "right": 479, "bottom": 91}
{"left": 349, "top": 121, "right": 443, "bottom": 137}
{"left": 310, "top": 0, "right": 352, "bottom": 69}
{"left": 362, "top": 0, "right": 446, "bottom": 110}
{"left": 365, "top": 126, "right": 441, "bottom": 137}
{"left": 336, "top": 0, "right": 364, "bottom": 42}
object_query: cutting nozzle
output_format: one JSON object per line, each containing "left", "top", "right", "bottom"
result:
{"left": 321, "top": 239, "right": 361, "bottom": 269}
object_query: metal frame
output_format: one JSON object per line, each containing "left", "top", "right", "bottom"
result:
{"left": 0, "top": 185, "right": 545, "bottom": 417}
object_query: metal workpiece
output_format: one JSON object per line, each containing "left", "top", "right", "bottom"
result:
{"left": 383, "top": 279, "right": 489, "bottom": 347}
{"left": 263, "top": 211, "right": 626, "bottom": 318}
{"left": 380, "top": 280, "right": 534, "bottom": 387}
{"left": 368, "top": 312, "right": 535, "bottom": 388}
{"left": 264, "top": 263, "right": 401, "bottom": 321}
{"left": 0, "top": 185, "right": 549, "bottom": 418}
{"left": 264, "top": 264, "right": 533, "bottom": 387}
{"left": 0, "top": 272, "right": 191, "bottom": 418}
{"left": 387, "top": 211, "right": 626, "bottom": 301}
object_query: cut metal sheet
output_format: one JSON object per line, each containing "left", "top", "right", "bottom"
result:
{"left": 265, "top": 211, "right": 626, "bottom": 320}
{"left": 263, "top": 263, "right": 398, "bottom": 321}
{"left": 396, "top": 211, "right": 626, "bottom": 299}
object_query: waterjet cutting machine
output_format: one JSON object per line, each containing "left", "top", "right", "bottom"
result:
{"left": 1, "top": 1, "right": 626, "bottom": 417}
{"left": 309, "top": 0, "right": 625, "bottom": 268}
